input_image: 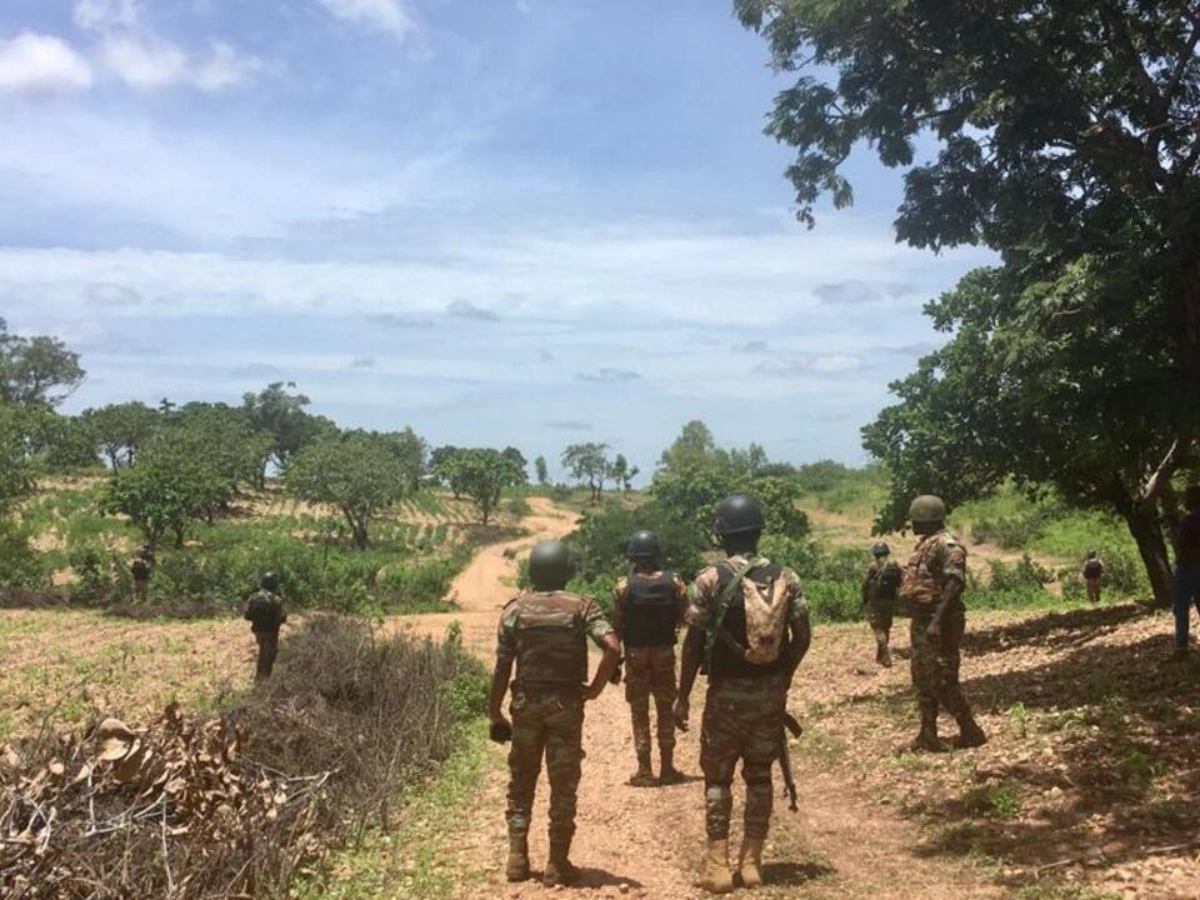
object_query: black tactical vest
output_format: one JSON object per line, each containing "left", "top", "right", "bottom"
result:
{"left": 622, "top": 571, "right": 679, "bottom": 648}
{"left": 708, "top": 559, "right": 790, "bottom": 680}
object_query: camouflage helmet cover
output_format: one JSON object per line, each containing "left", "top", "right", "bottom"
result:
{"left": 528, "top": 540, "right": 575, "bottom": 591}
{"left": 908, "top": 494, "right": 947, "bottom": 525}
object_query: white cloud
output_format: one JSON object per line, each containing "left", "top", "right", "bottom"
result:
{"left": 317, "top": 0, "right": 418, "bottom": 40}
{"left": 74, "top": 0, "right": 266, "bottom": 92}
{"left": 0, "top": 33, "right": 94, "bottom": 96}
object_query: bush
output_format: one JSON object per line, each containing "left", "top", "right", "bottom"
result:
{"left": 0, "top": 521, "right": 49, "bottom": 593}
{"left": 988, "top": 554, "right": 1053, "bottom": 591}
{"left": 504, "top": 496, "right": 532, "bottom": 518}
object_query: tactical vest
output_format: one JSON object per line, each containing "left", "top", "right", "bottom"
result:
{"left": 246, "top": 591, "right": 284, "bottom": 632}
{"left": 513, "top": 591, "right": 588, "bottom": 686}
{"left": 621, "top": 571, "right": 678, "bottom": 648}
{"left": 1083, "top": 559, "right": 1103, "bottom": 579}
{"left": 707, "top": 560, "right": 790, "bottom": 680}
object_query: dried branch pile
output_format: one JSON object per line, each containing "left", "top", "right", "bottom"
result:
{"left": 0, "top": 615, "right": 484, "bottom": 899}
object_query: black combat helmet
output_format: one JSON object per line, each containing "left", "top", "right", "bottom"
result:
{"left": 626, "top": 530, "right": 661, "bottom": 562}
{"left": 261, "top": 571, "right": 281, "bottom": 591}
{"left": 713, "top": 494, "right": 766, "bottom": 537}
{"left": 872, "top": 542, "right": 890, "bottom": 558}
{"left": 528, "top": 541, "right": 575, "bottom": 591}
{"left": 1086, "top": 549, "right": 1097, "bottom": 559}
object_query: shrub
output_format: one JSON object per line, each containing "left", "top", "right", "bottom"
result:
{"left": 0, "top": 521, "right": 48, "bottom": 593}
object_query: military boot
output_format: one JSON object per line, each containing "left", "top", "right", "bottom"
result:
{"left": 874, "top": 630, "right": 893, "bottom": 668}
{"left": 543, "top": 839, "right": 579, "bottom": 887}
{"left": 505, "top": 833, "right": 530, "bottom": 882}
{"left": 699, "top": 839, "right": 734, "bottom": 894}
{"left": 628, "top": 751, "right": 657, "bottom": 787}
{"left": 737, "top": 837, "right": 765, "bottom": 889}
{"left": 953, "top": 714, "right": 988, "bottom": 749}
{"left": 658, "top": 747, "right": 686, "bottom": 785}
{"left": 910, "top": 702, "right": 942, "bottom": 752}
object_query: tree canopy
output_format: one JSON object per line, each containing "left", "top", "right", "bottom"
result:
{"left": 0, "top": 318, "right": 85, "bottom": 408}
{"left": 562, "top": 443, "right": 611, "bottom": 503}
{"left": 434, "top": 448, "right": 525, "bottom": 525}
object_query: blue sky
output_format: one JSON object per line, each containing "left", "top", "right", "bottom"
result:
{"left": 0, "top": 0, "right": 990, "bottom": 478}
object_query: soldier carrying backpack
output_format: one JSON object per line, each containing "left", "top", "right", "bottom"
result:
{"left": 675, "top": 494, "right": 811, "bottom": 894}
{"left": 862, "top": 542, "right": 902, "bottom": 667}
{"left": 244, "top": 572, "right": 287, "bottom": 681}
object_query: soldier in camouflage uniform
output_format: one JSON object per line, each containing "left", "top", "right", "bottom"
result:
{"left": 676, "top": 495, "right": 811, "bottom": 894}
{"left": 612, "top": 529, "right": 688, "bottom": 787}
{"left": 244, "top": 571, "right": 287, "bottom": 681}
{"left": 900, "top": 495, "right": 987, "bottom": 751}
{"left": 129, "top": 544, "right": 154, "bottom": 604}
{"left": 862, "top": 542, "right": 902, "bottom": 667}
{"left": 489, "top": 541, "right": 621, "bottom": 887}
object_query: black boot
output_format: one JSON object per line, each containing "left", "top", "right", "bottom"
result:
{"left": 910, "top": 701, "right": 942, "bottom": 752}
{"left": 953, "top": 713, "right": 988, "bottom": 749}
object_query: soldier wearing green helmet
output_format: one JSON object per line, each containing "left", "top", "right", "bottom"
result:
{"left": 488, "top": 540, "right": 621, "bottom": 886}
{"left": 862, "top": 542, "right": 902, "bottom": 667}
{"left": 900, "top": 495, "right": 987, "bottom": 751}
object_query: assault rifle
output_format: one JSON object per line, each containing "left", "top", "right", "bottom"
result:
{"left": 779, "top": 712, "right": 803, "bottom": 812}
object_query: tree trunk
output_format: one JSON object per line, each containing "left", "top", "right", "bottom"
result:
{"left": 1124, "top": 506, "right": 1173, "bottom": 608}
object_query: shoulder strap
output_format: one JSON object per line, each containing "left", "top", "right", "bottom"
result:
{"left": 704, "top": 556, "right": 765, "bottom": 672}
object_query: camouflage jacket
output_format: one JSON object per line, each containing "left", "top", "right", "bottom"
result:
{"left": 899, "top": 531, "right": 966, "bottom": 609}
{"left": 130, "top": 557, "right": 152, "bottom": 581}
{"left": 244, "top": 590, "right": 287, "bottom": 633}
{"left": 496, "top": 590, "right": 613, "bottom": 686}
{"left": 862, "top": 559, "right": 902, "bottom": 605}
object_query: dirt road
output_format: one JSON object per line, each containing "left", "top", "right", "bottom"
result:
{"left": 396, "top": 497, "right": 577, "bottom": 652}
{"left": 392, "top": 499, "right": 1006, "bottom": 899}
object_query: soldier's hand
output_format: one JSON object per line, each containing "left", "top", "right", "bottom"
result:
{"left": 489, "top": 716, "right": 513, "bottom": 744}
{"left": 673, "top": 698, "right": 689, "bottom": 732}
{"left": 583, "top": 681, "right": 605, "bottom": 701}
{"left": 925, "top": 623, "right": 941, "bottom": 649}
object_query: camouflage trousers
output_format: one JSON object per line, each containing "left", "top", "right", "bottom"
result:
{"left": 506, "top": 684, "right": 585, "bottom": 843}
{"left": 909, "top": 605, "right": 969, "bottom": 718}
{"left": 700, "top": 676, "right": 789, "bottom": 841}
{"left": 865, "top": 595, "right": 895, "bottom": 634}
{"left": 254, "top": 630, "right": 279, "bottom": 680}
{"left": 624, "top": 646, "right": 677, "bottom": 758}
{"left": 133, "top": 579, "right": 149, "bottom": 604}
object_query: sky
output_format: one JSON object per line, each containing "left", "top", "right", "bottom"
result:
{"left": 0, "top": 0, "right": 991, "bottom": 478}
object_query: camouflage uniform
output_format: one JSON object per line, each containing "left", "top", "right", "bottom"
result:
{"left": 130, "top": 555, "right": 152, "bottom": 604}
{"left": 496, "top": 590, "right": 613, "bottom": 845}
{"left": 1083, "top": 557, "right": 1104, "bottom": 603}
{"left": 900, "top": 532, "right": 971, "bottom": 721}
{"left": 244, "top": 589, "right": 287, "bottom": 680}
{"left": 613, "top": 571, "right": 687, "bottom": 765}
{"left": 686, "top": 556, "right": 807, "bottom": 841}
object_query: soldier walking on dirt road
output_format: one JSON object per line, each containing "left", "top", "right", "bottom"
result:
{"left": 488, "top": 540, "right": 622, "bottom": 887}
{"left": 862, "top": 542, "right": 902, "bottom": 667}
{"left": 675, "top": 494, "right": 811, "bottom": 894}
{"left": 244, "top": 572, "right": 287, "bottom": 681}
{"left": 612, "top": 529, "right": 689, "bottom": 787}
{"left": 900, "top": 495, "right": 987, "bottom": 752}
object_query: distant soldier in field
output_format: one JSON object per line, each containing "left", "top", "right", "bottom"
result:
{"left": 862, "top": 541, "right": 902, "bottom": 667}
{"left": 1082, "top": 550, "right": 1105, "bottom": 603}
{"left": 488, "top": 541, "right": 621, "bottom": 886}
{"left": 900, "top": 495, "right": 987, "bottom": 752}
{"left": 675, "top": 494, "right": 811, "bottom": 894}
{"left": 1169, "top": 484, "right": 1200, "bottom": 660}
{"left": 244, "top": 572, "right": 287, "bottom": 681}
{"left": 612, "top": 529, "right": 688, "bottom": 787}
{"left": 129, "top": 544, "right": 155, "bottom": 604}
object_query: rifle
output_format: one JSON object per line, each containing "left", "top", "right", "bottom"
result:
{"left": 779, "top": 712, "right": 803, "bottom": 812}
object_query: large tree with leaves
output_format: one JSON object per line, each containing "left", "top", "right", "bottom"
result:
{"left": 434, "top": 448, "right": 525, "bottom": 525}
{"left": 562, "top": 443, "right": 611, "bottom": 503}
{"left": 739, "top": 0, "right": 1200, "bottom": 603}
{"left": 0, "top": 318, "right": 85, "bottom": 408}
{"left": 242, "top": 382, "right": 336, "bottom": 483}
{"left": 285, "top": 433, "right": 410, "bottom": 550}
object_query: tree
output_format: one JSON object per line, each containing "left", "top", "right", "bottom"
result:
{"left": 534, "top": 455, "right": 550, "bottom": 486}
{"left": 609, "top": 454, "right": 640, "bottom": 493}
{"left": 389, "top": 427, "right": 427, "bottom": 492}
{"left": 0, "top": 404, "right": 34, "bottom": 512}
{"left": 659, "top": 420, "right": 718, "bottom": 471}
{"left": 738, "top": 1, "right": 1200, "bottom": 602}
{"left": 562, "top": 442, "right": 611, "bottom": 503}
{"left": 101, "top": 435, "right": 233, "bottom": 548}
{"left": 435, "top": 448, "right": 524, "bottom": 525}
{"left": 0, "top": 318, "right": 85, "bottom": 407}
{"left": 502, "top": 447, "right": 529, "bottom": 485}
{"left": 864, "top": 266, "right": 1187, "bottom": 607}
{"left": 286, "top": 433, "right": 409, "bottom": 550}
{"left": 82, "top": 402, "right": 160, "bottom": 469}
{"left": 167, "top": 403, "right": 271, "bottom": 504}
{"left": 242, "top": 382, "right": 335, "bottom": 482}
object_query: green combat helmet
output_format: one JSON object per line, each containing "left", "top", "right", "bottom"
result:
{"left": 712, "top": 494, "right": 766, "bottom": 537}
{"left": 528, "top": 541, "right": 575, "bottom": 592}
{"left": 626, "top": 530, "right": 660, "bottom": 562}
{"left": 261, "top": 571, "right": 281, "bottom": 592}
{"left": 908, "top": 495, "right": 947, "bottom": 526}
